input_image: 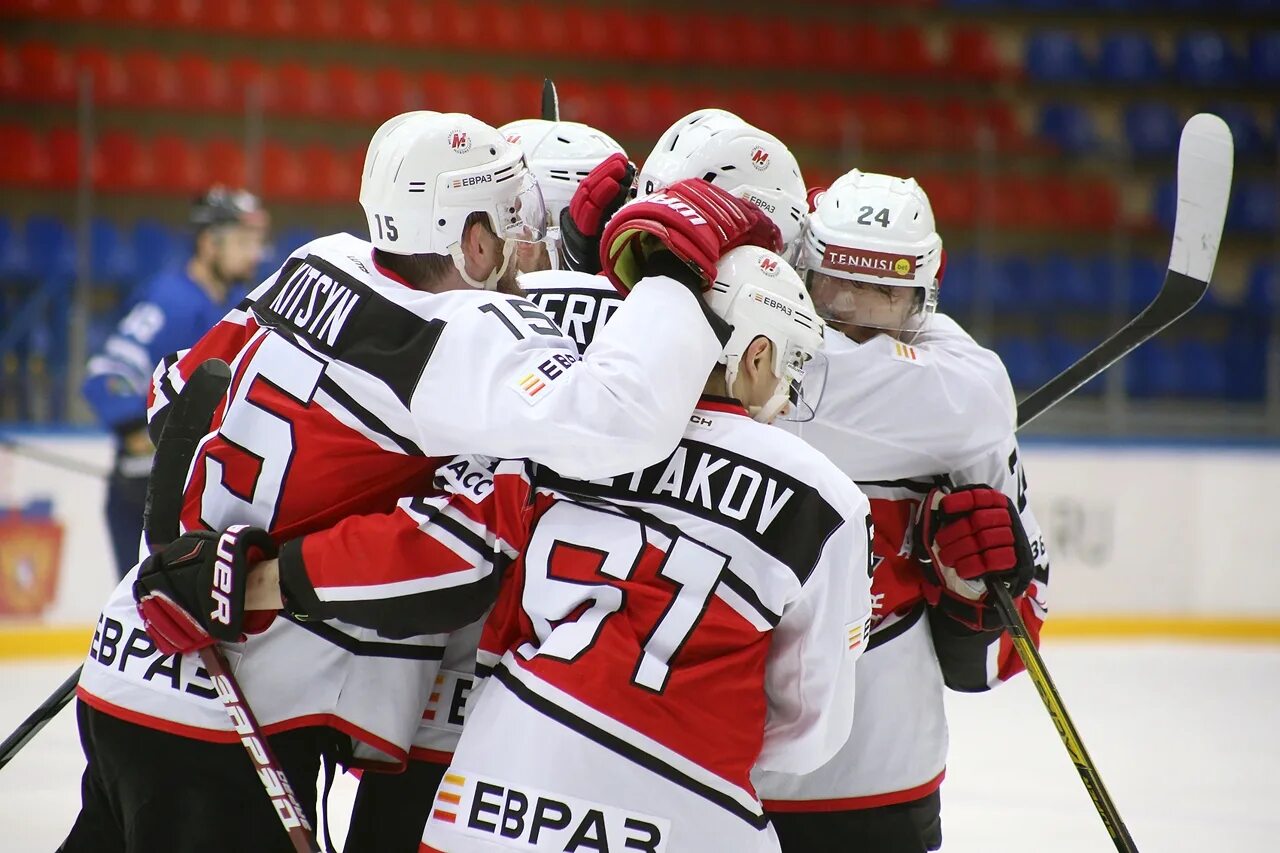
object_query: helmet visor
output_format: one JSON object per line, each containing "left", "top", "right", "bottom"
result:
{"left": 806, "top": 270, "right": 935, "bottom": 334}
{"left": 490, "top": 170, "right": 549, "bottom": 244}
{"left": 777, "top": 344, "right": 826, "bottom": 423}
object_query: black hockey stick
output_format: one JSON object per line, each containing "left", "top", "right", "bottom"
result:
{"left": 541, "top": 77, "right": 559, "bottom": 121}
{"left": 989, "top": 114, "right": 1233, "bottom": 853}
{"left": 0, "top": 359, "right": 233, "bottom": 772}
{"left": 143, "top": 360, "right": 319, "bottom": 853}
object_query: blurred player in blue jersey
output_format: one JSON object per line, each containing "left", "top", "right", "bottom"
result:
{"left": 82, "top": 187, "right": 268, "bottom": 577}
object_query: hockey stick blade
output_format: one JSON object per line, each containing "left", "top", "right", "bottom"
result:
{"left": 1017, "top": 113, "right": 1233, "bottom": 429}
{"left": 0, "top": 359, "right": 233, "bottom": 774}
{"left": 143, "top": 359, "right": 231, "bottom": 549}
{"left": 542, "top": 77, "right": 560, "bottom": 121}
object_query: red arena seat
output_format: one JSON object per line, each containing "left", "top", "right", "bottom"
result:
{"left": 261, "top": 140, "right": 308, "bottom": 201}
{"left": 203, "top": 138, "right": 246, "bottom": 188}
{"left": 0, "top": 124, "right": 50, "bottom": 186}
{"left": 96, "top": 130, "right": 151, "bottom": 192}
{"left": 150, "top": 134, "right": 206, "bottom": 194}
{"left": 326, "top": 64, "right": 378, "bottom": 121}
{"left": 947, "top": 26, "right": 1007, "bottom": 82}
{"left": 13, "top": 42, "right": 76, "bottom": 102}
{"left": 270, "top": 61, "right": 328, "bottom": 117}
{"left": 120, "top": 50, "right": 180, "bottom": 108}
{"left": 175, "top": 53, "right": 229, "bottom": 112}
{"left": 71, "top": 46, "right": 128, "bottom": 106}
{"left": 226, "top": 57, "right": 268, "bottom": 111}
{"left": 47, "top": 127, "right": 91, "bottom": 189}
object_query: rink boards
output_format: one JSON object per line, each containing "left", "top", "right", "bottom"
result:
{"left": 2, "top": 430, "right": 1279, "bottom": 658}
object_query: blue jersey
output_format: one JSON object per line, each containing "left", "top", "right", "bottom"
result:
{"left": 83, "top": 268, "right": 243, "bottom": 433}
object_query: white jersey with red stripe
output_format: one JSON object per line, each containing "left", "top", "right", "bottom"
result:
{"left": 754, "top": 315, "right": 1050, "bottom": 810}
{"left": 76, "top": 231, "right": 725, "bottom": 767}
{"left": 405, "top": 399, "right": 873, "bottom": 852}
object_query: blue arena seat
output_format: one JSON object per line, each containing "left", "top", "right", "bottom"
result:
{"left": 1045, "top": 253, "right": 1108, "bottom": 309}
{"left": 0, "top": 215, "right": 30, "bottom": 281}
{"left": 1229, "top": 181, "right": 1279, "bottom": 234}
{"left": 1152, "top": 178, "right": 1178, "bottom": 232}
{"left": 1123, "top": 101, "right": 1182, "bottom": 158}
{"left": 25, "top": 216, "right": 76, "bottom": 285}
{"left": 939, "top": 250, "right": 976, "bottom": 312}
{"left": 993, "top": 337, "right": 1049, "bottom": 390}
{"left": 1025, "top": 31, "right": 1092, "bottom": 83}
{"left": 90, "top": 218, "right": 136, "bottom": 287}
{"left": 1125, "top": 255, "right": 1165, "bottom": 312}
{"left": 1222, "top": 329, "right": 1267, "bottom": 400}
{"left": 1126, "top": 339, "right": 1181, "bottom": 397}
{"left": 1246, "top": 260, "right": 1278, "bottom": 312}
{"left": 1179, "top": 339, "right": 1227, "bottom": 398}
{"left": 1099, "top": 32, "right": 1163, "bottom": 84}
{"left": 1205, "top": 103, "right": 1265, "bottom": 160}
{"left": 1248, "top": 32, "right": 1280, "bottom": 85}
{"left": 1045, "top": 335, "right": 1105, "bottom": 394}
{"left": 131, "top": 219, "right": 183, "bottom": 282}
{"left": 1175, "top": 31, "right": 1241, "bottom": 87}
{"left": 1038, "top": 102, "right": 1097, "bottom": 154}
{"left": 993, "top": 255, "right": 1047, "bottom": 311}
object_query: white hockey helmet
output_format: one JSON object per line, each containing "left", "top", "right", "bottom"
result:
{"left": 705, "top": 245, "right": 826, "bottom": 423}
{"left": 639, "top": 111, "right": 807, "bottom": 259}
{"left": 802, "top": 169, "right": 943, "bottom": 336}
{"left": 498, "top": 119, "right": 625, "bottom": 228}
{"left": 359, "top": 111, "right": 548, "bottom": 289}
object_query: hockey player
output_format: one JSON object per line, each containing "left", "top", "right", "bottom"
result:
{"left": 82, "top": 188, "right": 268, "bottom": 576}
{"left": 410, "top": 244, "right": 872, "bottom": 853}
{"left": 498, "top": 118, "right": 624, "bottom": 273}
{"left": 525, "top": 109, "right": 807, "bottom": 353}
{"left": 753, "top": 170, "right": 1049, "bottom": 853}
{"left": 63, "top": 110, "right": 780, "bottom": 853}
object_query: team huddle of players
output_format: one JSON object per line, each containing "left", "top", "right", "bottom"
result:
{"left": 63, "top": 106, "right": 1048, "bottom": 853}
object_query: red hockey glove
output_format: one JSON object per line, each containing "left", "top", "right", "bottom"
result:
{"left": 600, "top": 177, "right": 783, "bottom": 295}
{"left": 558, "top": 153, "right": 636, "bottom": 275}
{"left": 134, "top": 525, "right": 278, "bottom": 655}
{"left": 915, "top": 485, "right": 1034, "bottom": 631}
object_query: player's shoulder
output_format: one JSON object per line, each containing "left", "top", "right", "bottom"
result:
{"left": 705, "top": 407, "right": 868, "bottom": 519}
{"left": 517, "top": 269, "right": 618, "bottom": 296}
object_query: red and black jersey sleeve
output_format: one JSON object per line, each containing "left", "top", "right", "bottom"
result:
{"left": 276, "top": 457, "right": 536, "bottom": 638}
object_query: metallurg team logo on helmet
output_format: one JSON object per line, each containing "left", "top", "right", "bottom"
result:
{"left": 449, "top": 131, "right": 471, "bottom": 153}
{"left": 823, "top": 243, "right": 917, "bottom": 280}
{"left": 749, "top": 146, "right": 770, "bottom": 170}
{"left": 758, "top": 255, "right": 780, "bottom": 276}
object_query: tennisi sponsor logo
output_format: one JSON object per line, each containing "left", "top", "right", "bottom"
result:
{"left": 822, "top": 244, "right": 917, "bottom": 280}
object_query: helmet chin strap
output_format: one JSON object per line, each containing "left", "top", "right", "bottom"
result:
{"left": 450, "top": 240, "right": 517, "bottom": 291}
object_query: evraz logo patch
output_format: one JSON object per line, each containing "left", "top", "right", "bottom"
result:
{"left": 430, "top": 770, "right": 670, "bottom": 852}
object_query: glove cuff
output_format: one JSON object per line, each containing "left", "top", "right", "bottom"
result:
{"left": 277, "top": 537, "right": 323, "bottom": 621}
{"left": 558, "top": 206, "right": 603, "bottom": 275}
